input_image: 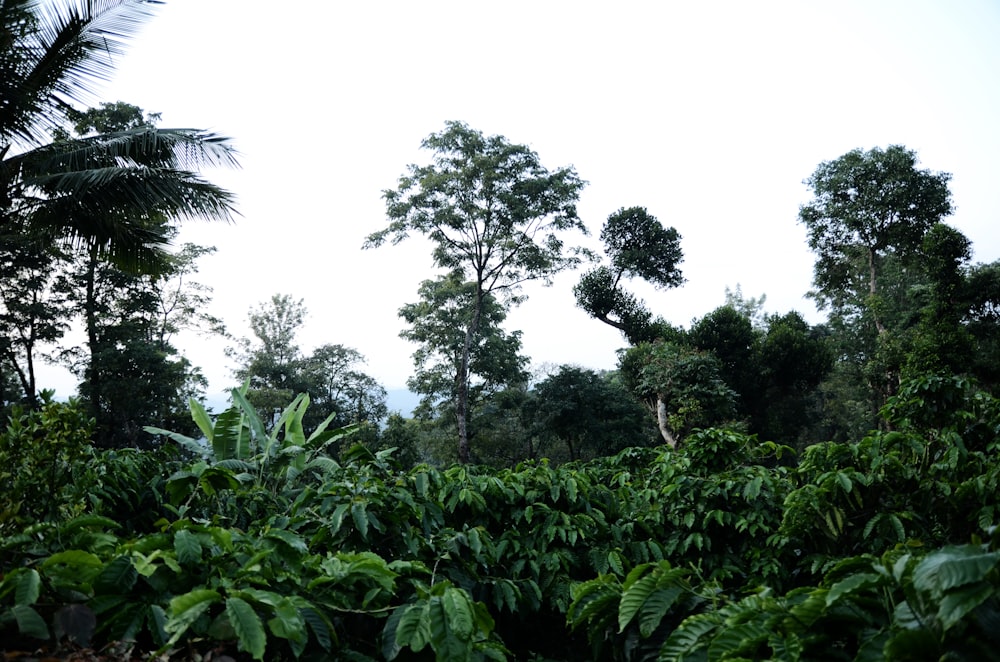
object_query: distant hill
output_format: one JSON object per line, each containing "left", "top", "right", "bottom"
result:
{"left": 199, "top": 388, "right": 420, "bottom": 420}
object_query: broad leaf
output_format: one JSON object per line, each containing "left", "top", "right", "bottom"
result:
{"left": 12, "top": 604, "right": 49, "bottom": 639}
{"left": 174, "top": 529, "right": 202, "bottom": 565}
{"left": 14, "top": 569, "right": 40, "bottom": 606}
{"left": 226, "top": 596, "right": 266, "bottom": 661}
{"left": 93, "top": 555, "right": 138, "bottom": 594}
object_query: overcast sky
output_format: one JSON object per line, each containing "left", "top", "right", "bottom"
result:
{"left": 39, "top": 0, "right": 1000, "bottom": 408}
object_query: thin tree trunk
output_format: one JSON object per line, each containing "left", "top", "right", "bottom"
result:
{"left": 456, "top": 325, "right": 472, "bottom": 464}
{"left": 868, "top": 247, "right": 886, "bottom": 336}
{"left": 656, "top": 396, "right": 677, "bottom": 447}
{"left": 456, "top": 287, "right": 485, "bottom": 464}
{"left": 84, "top": 244, "right": 102, "bottom": 423}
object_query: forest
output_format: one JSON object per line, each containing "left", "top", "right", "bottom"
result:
{"left": 2, "top": 2, "right": 1000, "bottom": 661}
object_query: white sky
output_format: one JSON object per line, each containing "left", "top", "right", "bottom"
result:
{"left": 38, "top": 0, "right": 1000, "bottom": 405}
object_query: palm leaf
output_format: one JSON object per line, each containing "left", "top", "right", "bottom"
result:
{"left": 1, "top": 0, "right": 163, "bottom": 148}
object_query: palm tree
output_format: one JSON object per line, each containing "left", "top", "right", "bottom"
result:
{"left": 0, "top": 0, "right": 239, "bottom": 271}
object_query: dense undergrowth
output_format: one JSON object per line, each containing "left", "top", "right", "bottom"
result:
{"left": 1, "top": 375, "right": 999, "bottom": 660}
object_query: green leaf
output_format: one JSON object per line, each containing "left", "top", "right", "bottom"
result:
{"left": 619, "top": 570, "right": 656, "bottom": 632}
{"left": 12, "top": 604, "right": 49, "bottom": 639}
{"left": 351, "top": 501, "right": 370, "bottom": 538}
{"left": 165, "top": 589, "right": 221, "bottom": 646}
{"left": 912, "top": 546, "right": 1000, "bottom": 595}
{"left": 299, "top": 603, "right": 334, "bottom": 652}
{"left": 608, "top": 550, "right": 625, "bottom": 576}
{"left": 442, "top": 586, "right": 476, "bottom": 639}
{"left": 264, "top": 528, "right": 308, "bottom": 554}
{"left": 230, "top": 388, "right": 269, "bottom": 457}
{"left": 937, "top": 582, "right": 995, "bottom": 631}
{"left": 143, "top": 425, "right": 205, "bottom": 455}
{"left": 93, "top": 555, "right": 138, "bottom": 594}
{"left": 707, "top": 621, "right": 767, "bottom": 661}
{"left": 826, "top": 572, "right": 881, "bottom": 607}
{"left": 266, "top": 598, "right": 306, "bottom": 644}
{"left": 14, "top": 569, "right": 41, "bottom": 606}
{"left": 395, "top": 603, "right": 431, "bottom": 653}
{"left": 639, "top": 584, "right": 684, "bottom": 638}
{"left": 660, "top": 611, "right": 720, "bottom": 661}
{"left": 227, "top": 596, "right": 266, "bottom": 660}
{"left": 174, "top": 529, "right": 202, "bottom": 565}
{"left": 43, "top": 549, "right": 103, "bottom": 569}
{"left": 430, "top": 594, "right": 472, "bottom": 661}
{"left": 835, "top": 471, "right": 853, "bottom": 493}
{"left": 382, "top": 606, "right": 406, "bottom": 660}
{"left": 212, "top": 403, "right": 249, "bottom": 461}
{"left": 189, "top": 397, "right": 215, "bottom": 442}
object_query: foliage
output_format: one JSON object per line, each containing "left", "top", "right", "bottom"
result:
{"left": 365, "top": 120, "right": 589, "bottom": 463}
{"left": 526, "top": 366, "right": 655, "bottom": 462}
{"left": 229, "top": 294, "right": 387, "bottom": 430}
{"left": 799, "top": 145, "right": 955, "bottom": 417}
{"left": 1, "top": 373, "right": 999, "bottom": 659}
{"left": 400, "top": 272, "right": 529, "bottom": 423}
{"left": 53, "top": 221, "right": 220, "bottom": 448}
{"left": 619, "top": 341, "right": 736, "bottom": 446}
{"left": 0, "top": 395, "right": 93, "bottom": 532}
{"left": 575, "top": 206, "right": 683, "bottom": 344}
{"left": 0, "top": 1, "right": 239, "bottom": 270}
{"left": 0, "top": 233, "right": 70, "bottom": 408}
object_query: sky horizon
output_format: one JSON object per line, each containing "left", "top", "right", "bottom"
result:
{"left": 34, "top": 0, "right": 1000, "bottom": 412}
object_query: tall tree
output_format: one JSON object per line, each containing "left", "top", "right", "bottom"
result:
{"left": 526, "top": 366, "right": 653, "bottom": 462}
{"left": 1, "top": 3, "right": 239, "bottom": 271}
{"left": 229, "top": 295, "right": 387, "bottom": 429}
{"left": 300, "top": 343, "right": 388, "bottom": 429}
{"left": 229, "top": 294, "right": 308, "bottom": 419}
{"left": 799, "top": 146, "right": 952, "bottom": 335}
{"left": 55, "top": 227, "right": 223, "bottom": 447}
{"left": 365, "top": 121, "right": 588, "bottom": 463}
{"left": 0, "top": 232, "right": 69, "bottom": 407}
{"left": 799, "top": 145, "right": 953, "bottom": 407}
{"left": 575, "top": 206, "right": 684, "bottom": 344}
{"left": 399, "top": 272, "right": 528, "bottom": 428}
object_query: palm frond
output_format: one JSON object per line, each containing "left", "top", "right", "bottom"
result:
{"left": 1, "top": 0, "right": 163, "bottom": 148}
{"left": 18, "top": 127, "right": 242, "bottom": 172}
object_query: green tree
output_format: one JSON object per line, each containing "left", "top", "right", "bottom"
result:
{"left": 300, "top": 343, "right": 387, "bottom": 430}
{"left": 0, "top": 4, "right": 238, "bottom": 270}
{"left": 0, "top": 233, "right": 69, "bottom": 407}
{"left": 757, "top": 311, "right": 833, "bottom": 446}
{"left": 904, "top": 223, "right": 975, "bottom": 378}
{"left": 230, "top": 295, "right": 387, "bottom": 430}
{"left": 365, "top": 121, "right": 588, "bottom": 463}
{"left": 799, "top": 145, "right": 953, "bottom": 335}
{"left": 799, "top": 145, "right": 953, "bottom": 413}
{"left": 618, "top": 341, "right": 736, "bottom": 447}
{"left": 56, "top": 229, "right": 220, "bottom": 448}
{"left": 526, "top": 366, "right": 654, "bottom": 462}
{"left": 229, "top": 294, "right": 308, "bottom": 419}
{"left": 964, "top": 260, "right": 1000, "bottom": 388}
{"left": 689, "top": 305, "right": 759, "bottom": 422}
{"left": 574, "top": 206, "right": 683, "bottom": 344}
{"left": 398, "top": 272, "right": 529, "bottom": 435}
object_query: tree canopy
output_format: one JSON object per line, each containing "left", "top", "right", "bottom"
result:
{"left": 366, "top": 121, "right": 589, "bottom": 462}
{"left": 0, "top": 3, "right": 239, "bottom": 271}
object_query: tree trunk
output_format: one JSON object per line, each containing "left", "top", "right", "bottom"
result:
{"left": 83, "top": 244, "right": 102, "bottom": 424}
{"left": 456, "top": 286, "right": 486, "bottom": 464}
{"left": 456, "top": 324, "right": 472, "bottom": 464}
{"left": 867, "top": 247, "right": 887, "bottom": 336}
{"left": 656, "top": 396, "right": 677, "bottom": 447}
